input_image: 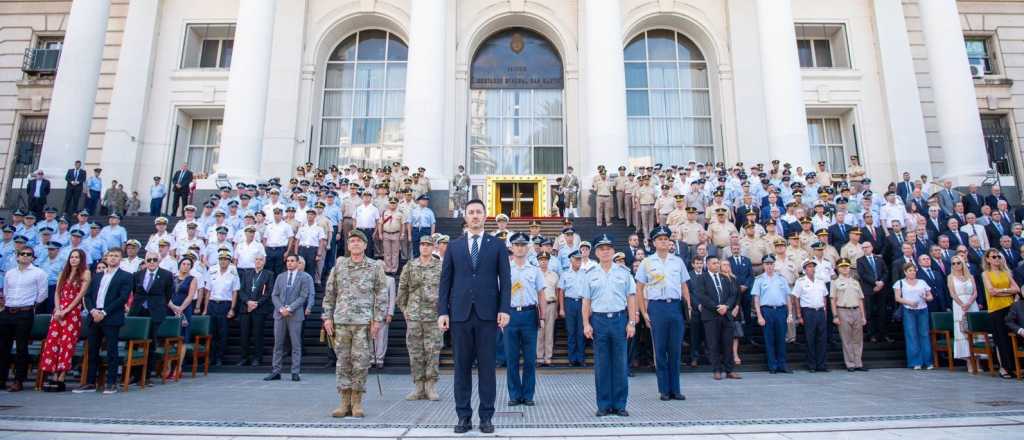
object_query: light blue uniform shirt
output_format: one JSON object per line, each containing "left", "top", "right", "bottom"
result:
{"left": 20, "top": 227, "right": 39, "bottom": 247}
{"left": 37, "top": 254, "right": 66, "bottom": 285}
{"left": 69, "top": 223, "right": 90, "bottom": 236}
{"left": 1, "top": 239, "right": 15, "bottom": 258}
{"left": 634, "top": 253, "right": 690, "bottom": 300}
{"left": 323, "top": 205, "right": 342, "bottom": 227}
{"left": 558, "top": 267, "right": 587, "bottom": 299}
{"left": 36, "top": 219, "right": 58, "bottom": 232}
{"left": 510, "top": 261, "right": 545, "bottom": 308}
{"left": 584, "top": 265, "right": 636, "bottom": 313}
{"left": 59, "top": 244, "right": 93, "bottom": 265}
{"left": 407, "top": 206, "right": 436, "bottom": 228}
{"left": 87, "top": 176, "right": 102, "bottom": 192}
{"left": 51, "top": 230, "right": 70, "bottom": 247}
{"left": 750, "top": 272, "right": 791, "bottom": 307}
{"left": 150, "top": 183, "right": 166, "bottom": 199}
{"left": 80, "top": 236, "right": 107, "bottom": 263}
{"left": 99, "top": 225, "right": 128, "bottom": 250}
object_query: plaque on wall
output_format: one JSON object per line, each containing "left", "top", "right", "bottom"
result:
{"left": 470, "top": 28, "right": 564, "bottom": 90}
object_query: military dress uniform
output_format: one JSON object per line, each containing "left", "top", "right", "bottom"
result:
{"left": 830, "top": 259, "right": 866, "bottom": 370}
{"left": 791, "top": 264, "right": 830, "bottom": 372}
{"left": 378, "top": 202, "right": 405, "bottom": 273}
{"left": 635, "top": 226, "right": 689, "bottom": 399}
{"left": 585, "top": 234, "right": 637, "bottom": 416}
{"left": 593, "top": 173, "right": 614, "bottom": 227}
{"left": 506, "top": 233, "right": 546, "bottom": 405}
{"left": 535, "top": 252, "right": 560, "bottom": 365}
{"left": 750, "top": 256, "right": 792, "bottom": 373}
{"left": 635, "top": 181, "right": 657, "bottom": 237}
{"left": 613, "top": 169, "right": 628, "bottom": 220}
{"left": 559, "top": 253, "right": 589, "bottom": 365}
{"left": 397, "top": 240, "right": 443, "bottom": 400}
{"left": 322, "top": 231, "right": 388, "bottom": 418}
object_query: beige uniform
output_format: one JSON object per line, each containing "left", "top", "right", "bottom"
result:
{"left": 708, "top": 220, "right": 737, "bottom": 250}
{"left": 773, "top": 254, "right": 799, "bottom": 342}
{"left": 798, "top": 231, "right": 817, "bottom": 252}
{"left": 705, "top": 202, "right": 731, "bottom": 222}
{"left": 665, "top": 208, "right": 687, "bottom": 230}
{"left": 830, "top": 276, "right": 865, "bottom": 368}
{"left": 656, "top": 195, "right": 675, "bottom": 225}
{"left": 614, "top": 175, "right": 628, "bottom": 219}
{"left": 379, "top": 209, "right": 405, "bottom": 273}
{"left": 592, "top": 176, "right": 614, "bottom": 226}
{"left": 636, "top": 185, "right": 657, "bottom": 236}
{"left": 536, "top": 268, "right": 560, "bottom": 363}
{"left": 397, "top": 200, "right": 416, "bottom": 260}
{"left": 623, "top": 179, "right": 637, "bottom": 227}
{"left": 675, "top": 220, "right": 702, "bottom": 245}
{"left": 785, "top": 247, "right": 809, "bottom": 272}
{"left": 823, "top": 245, "right": 840, "bottom": 265}
{"left": 740, "top": 236, "right": 769, "bottom": 274}
{"left": 840, "top": 243, "right": 864, "bottom": 269}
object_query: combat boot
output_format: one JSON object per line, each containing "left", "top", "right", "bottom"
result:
{"left": 331, "top": 390, "right": 351, "bottom": 417}
{"left": 406, "top": 380, "right": 424, "bottom": 400}
{"left": 424, "top": 379, "right": 440, "bottom": 401}
{"left": 350, "top": 391, "right": 365, "bottom": 417}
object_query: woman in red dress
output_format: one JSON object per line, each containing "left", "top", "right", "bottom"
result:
{"left": 39, "top": 249, "right": 90, "bottom": 391}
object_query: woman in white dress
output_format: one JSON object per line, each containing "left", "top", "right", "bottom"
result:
{"left": 946, "top": 255, "right": 979, "bottom": 372}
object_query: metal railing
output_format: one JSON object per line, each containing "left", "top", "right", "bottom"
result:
{"left": 22, "top": 48, "right": 61, "bottom": 75}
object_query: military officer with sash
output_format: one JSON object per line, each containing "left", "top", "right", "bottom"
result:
{"left": 635, "top": 226, "right": 690, "bottom": 401}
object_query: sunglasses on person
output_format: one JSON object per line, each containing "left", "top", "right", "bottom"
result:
{"left": 952, "top": 261, "right": 963, "bottom": 266}
{"left": 146, "top": 258, "right": 159, "bottom": 262}
{"left": 18, "top": 252, "right": 32, "bottom": 257}
{"left": 989, "top": 255, "right": 1003, "bottom": 259}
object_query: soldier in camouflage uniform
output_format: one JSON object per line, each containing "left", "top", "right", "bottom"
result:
{"left": 397, "top": 236, "right": 443, "bottom": 401}
{"left": 322, "top": 229, "right": 388, "bottom": 418}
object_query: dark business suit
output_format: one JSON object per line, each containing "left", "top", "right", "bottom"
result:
{"left": 170, "top": 169, "right": 194, "bottom": 216}
{"left": 963, "top": 192, "right": 983, "bottom": 216}
{"left": 237, "top": 268, "right": 273, "bottom": 363}
{"left": 83, "top": 269, "right": 134, "bottom": 386}
{"left": 998, "top": 247, "right": 1021, "bottom": 270}
{"left": 896, "top": 180, "right": 914, "bottom": 203}
{"left": 694, "top": 271, "right": 737, "bottom": 374}
{"left": 924, "top": 216, "right": 945, "bottom": 243}
{"left": 943, "top": 230, "right": 969, "bottom": 251}
{"left": 857, "top": 254, "right": 889, "bottom": 340}
{"left": 828, "top": 222, "right": 852, "bottom": 249}
{"left": 129, "top": 267, "right": 174, "bottom": 376}
{"left": 986, "top": 220, "right": 1012, "bottom": 247}
{"left": 438, "top": 232, "right": 511, "bottom": 422}
{"left": 25, "top": 178, "right": 50, "bottom": 217}
{"left": 64, "top": 167, "right": 86, "bottom": 214}
{"left": 985, "top": 194, "right": 1008, "bottom": 212}
{"left": 860, "top": 223, "right": 886, "bottom": 256}
{"left": 685, "top": 271, "right": 706, "bottom": 363}
{"left": 917, "top": 266, "right": 949, "bottom": 313}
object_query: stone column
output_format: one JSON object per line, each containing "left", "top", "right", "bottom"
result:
{"left": 37, "top": 0, "right": 111, "bottom": 179}
{"left": 917, "top": 0, "right": 989, "bottom": 182}
{"left": 100, "top": 0, "right": 162, "bottom": 194}
{"left": 754, "top": 0, "right": 811, "bottom": 167}
{"left": 872, "top": 0, "right": 931, "bottom": 179}
{"left": 217, "top": 0, "right": 277, "bottom": 181}
{"left": 402, "top": 0, "right": 447, "bottom": 190}
{"left": 581, "top": 0, "right": 629, "bottom": 185}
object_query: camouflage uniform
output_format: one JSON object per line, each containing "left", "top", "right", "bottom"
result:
{"left": 322, "top": 256, "right": 388, "bottom": 393}
{"left": 397, "top": 256, "right": 443, "bottom": 385}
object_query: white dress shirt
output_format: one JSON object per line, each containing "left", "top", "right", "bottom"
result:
{"left": 790, "top": 276, "right": 829, "bottom": 309}
{"left": 3, "top": 265, "right": 48, "bottom": 307}
{"left": 355, "top": 204, "right": 381, "bottom": 229}
{"left": 234, "top": 240, "right": 266, "bottom": 269}
{"left": 263, "top": 221, "right": 294, "bottom": 248}
{"left": 296, "top": 223, "right": 326, "bottom": 247}
{"left": 207, "top": 267, "right": 240, "bottom": 301}
{"left": 95, "top": 270, "right": 116, "bottom": 310}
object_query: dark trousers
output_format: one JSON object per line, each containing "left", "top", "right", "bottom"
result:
{"left": 648, "top": 300, "right": 684, "bottom": 396}
{"left": 297, "top": 246, "right": 318, "bottom": 281}
{"left": 323, "top": 226, "right": 338, "bottom": 278}
{"left": 802, "top": 307, "right": 827, "bottom": 370}
{"left": 504, "top": 309, "right": 538, "bottom": 402}
{"left": 266, "top": 246, "right": 286, "bottom": 277}
{"left": 0, "top": 309, "right": 34, "bottom": 384}
{"left": 64, "top": 185, "right": 82, "bottom": 214}
{"left": 991, "top": 308, "right": 1015, "bottom": 371}
{"left": 208, "top": 300, "right": 231, "bottom": 363}
{"left": 591, "top": 311, "right": 628, "bottom": 412}
{"left": 451, "top": 306, "right": 497, "bottom": 421}
{"left": 85, "top": 322, "right": 121, "bottom": 386}
{"left": 85, "top": 190, "right": 100, "bottom": 215}
{"left": 703, "top": 316, "right": 735, "bottom": 373}
{"left": 171, "top": 190, "right": 189, "bottom": 217}
{"left": 150, "top": 196, "right": 163, "bottom": 217}
{"left": 760, "top": 306, "right": 788, "bottom": 372}
{"left": 867, "top": 290, "right": 889, "bottom": 340}
{"left": 358, "top": 227, "right": 375, "bottom": 258}
{"left": 626, "top": 317, "right": 651, "bottom": 373}
{"left": 688, "top": 308, "right": 705, "bottom": 363}
{"left": 564, "top": 297, "right": 585, "bottom": 363}
{"left": 239, "top": 311, "right": 267, "bottom": 362}
{"left": 38, "top": 285, "right": 56, "bottom": 314}
{"left": 495, "top": 324, "right": 505, "bottom": 365}
{"left": 28, "top": 196, "right": 46, "bottom": 217}
{"left": 411, "top": 227, "right": 431, "bottom": 258}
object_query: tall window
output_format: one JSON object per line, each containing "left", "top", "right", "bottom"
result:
{"left": 965, "top": 37, "right": 995, "bottom": 74}
{"left": 795, "top": 24, "right": 851, "bottom": 69}
{"left": 624, "top": 29, "right": 713, "bottom": 165}
{"left": 318, "top": 30, "right": 406, "bottom": 168}
{"left": 469, "top": 29, "right": 564, "bottom": 175}
{"left": 806, "top": 117, "right": 845, "bottom": 172}
{"left": 188, "top": 119, "right": 221, "bottom": 176}
{"left": 181, "top": 24, "right": 235, "bottom": 69}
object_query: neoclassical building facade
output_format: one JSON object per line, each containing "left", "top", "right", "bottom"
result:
{"left": 5, "top": 0, "right": 1024, "bottom": 212}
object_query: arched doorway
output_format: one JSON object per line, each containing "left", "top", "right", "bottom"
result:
{"left": 468, "top": 28, "right": 564, "bottom": 217}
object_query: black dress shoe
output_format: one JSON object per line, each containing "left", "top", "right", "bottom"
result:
{"left": 660, "top": 394, "right": 671, "bottom": 401}
{"left": 779, "top": 369, "right": 794, "bottom": 374}
{"left": 453, "top": 418, "right": 472, "bottom": 434}
{"left": 615, "top": 409, "right": 630, "bottom": 417}
{"left": 595, "top": 409, "right": 609, "bottom": 417}
{"left": 523, "top": 400, "right": 535, "bottom": 406}
{"left": 807, "top": 368, "right": 816, "bottom": 373}
{"left": 291, "top": 374, "right": 301, "bottom": 382}
{"left": 508, "top": 399, "right": 522, "bottom": 406}
{"left": 235, "top": 359, "right": 249, "bottom": 367}
{"left": 250, "top": 359, "right": 261, "bottom": 367}
{"left": 323, "top": 360, "right": 336, "bottom": 369}
{"left": 263, "top": 373, "right": 281, "bottom": 381}
{"left": 479, "top": 419, "right": 494, "bottom": 433}
{"left": 847, "top": 368, "right": 856, "bottom": 372}
{"left": 855, "top": 367, "right": 869, "bottom": 372}
{"left": 818, "top": 368, "right": 830, "bottom": 373}
{"left": 671, "top": 394, "right": 686, "bottom": 401}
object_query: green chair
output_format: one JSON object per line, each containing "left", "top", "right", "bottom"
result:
{"left": 89, "top": 317, "right": 151, "bottom": 390}
{"left": 930, "top": 312, "right": 954, "bottom": 370}
{"left": 185, "top": 315, "right": 212, "bottom": 377}
{"left": 153, "top": 317, "right": 183, "bottom": 382}
{"left": 29, "top": 314, "right": 51, "bottom": 391}
{"left": 966, "top": 312, "right": 996, "bottom": 376}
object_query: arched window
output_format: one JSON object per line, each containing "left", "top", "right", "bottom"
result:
{"left": 624, "top": 29, "right": 713, "bottom": 165}
{"left": 318, "top": 30, "right": 407, "bottom": 168}
{"left": 469, "top": 28, "right": 564, "bottom": 175}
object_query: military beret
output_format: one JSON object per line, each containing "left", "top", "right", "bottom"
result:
{"left": 348, "top": 229, "right": 369, "bottom": 243}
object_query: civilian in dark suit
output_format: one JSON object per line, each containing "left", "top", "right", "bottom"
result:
{"left": 267, "top": 254, "right": 314, "bottom": 381}
{"left": 828, "top": 220, "right": 853, "bottom": 250}
{"left": 996, "top": 236, "right": 1021, "bottom": 269}
{"left": 25, "top": 170, "right": 50, "bottom": 218}
{"left": 896, "top": 174, "right": 914, "bottom": 203}
{"left": 856, "top": 245, "right": 890, "bottom": 342}
{"left": 623, "top": 233, "right": 641, "bottom": 270}
{"left": 237, "top": 256, "right": 273, "bottom": 366}
{"left": 944, "top": 218, "right": 969, "bottom": 250}
{"left": 967, "top": 244, "right": 986, "bottom": 267}
{"left": 437, "top": 199, "right": 511, "bottom": 434}
{"left": 128, "top": 253, "right": 174, "bottom": 380}
{"left": 963, "top": 185, "right": 984, "bottom": 216}
{"left": 860, "top": 217, "right": 886, "bottom": 257}
{"left": 985, "top": 186, "right": 1009, "bottom": 212}
{"left": 916, "top": 255, "right": 949, "bottom": 312}
{"left": 694, "top": 257, "right": 739, "bottom": 379}
{"left": 76, "top": 249, "right": 133, "bottom": 393}
{"left": 885, "top": 225, "right": 908, "bottom": 263}
{"left": 1005, "top": 299, "right": 1024, "bottom": 343}
{"left": 64, "top": 161, "right": 86, "bottom": 214}
{"left": 924, "top": 208, "right": 946, "bottom": 243}
{"left": 685, "top": 257, "right": 707, "bottom": 366}
{"left": 170, "top": 163, "right": 194, "bottom": 217}
{"left": 986, "top": 214, "right": 1012, "bottom": 247}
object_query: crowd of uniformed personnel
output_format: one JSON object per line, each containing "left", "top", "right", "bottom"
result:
{"left": 7, "top": 156, "right": 1024, "bottom": 416}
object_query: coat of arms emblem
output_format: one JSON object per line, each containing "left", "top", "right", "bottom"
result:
{"left": 510, "top": 33, "right": 525, "bottom": 54}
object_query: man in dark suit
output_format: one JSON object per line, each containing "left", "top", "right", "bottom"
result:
{"left": 996, "top": 236, "right": 1021, "bottom": 269}
{"left": 962, "top": 184, "right": 984, "bottom": 216}
{"left": 856, "top": 243, "right": 890, "bottom": 342}
{"left": 986, "top": 212, "right": 1012, "bottom": 247}
{"left": 170, "top": 162, "right": 194, "bottom": 217}
{"left": 860, "top": 213, "right": 886, "bottom": 256}
{"left": 924, "top": 207, "right": 946, "bottom": 243}
{"left": 685, "top": 256, "right": 707, "bottom": 366}
{"left": 885, "top": 222, "right": 908, "bottom": 263}
{"left": 128, "top": 252, "right": 174, "bottom": 381}
{"left": 438, "top": 199, "right": 511, "bottom": 434}
{"left": 694, "top": 256, "right": 739, "bottom": 380}
{"left": 64, "top": 160, "right": 86, "bottom": 214}
{"left": 623, "top": 233, "right": 642, "bottom": 270}
{"left": 25, "top": 170, "right": 50, "bottom": 218}
{"left": 896, "top": 172, "right": 914, "bottom": 203}
{"left": 985, "top": 185, "right": 1009, "bottom": 211}
{"left": 237, "top": 255, "right": 274, "bottom": 366}
{"left": 944, "top": 218, "right": 969, "bottom": 250}
{"left": 74, "top": 249, "right": 133, "bottom": 394}
{"left": 267, "top": 254, "right": 314, "bottom": 381}
{"left": 916, "top": 255, "right": 949, "bottom": 312}
{"left": 828, "top": 217, "right": 852, "bottom": 249}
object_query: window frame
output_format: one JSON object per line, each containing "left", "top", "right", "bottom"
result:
{"left": 794, "top": 23, "right": 851, "bottom": 70}
{"left": 186, "top": 118, "right": 222, "bottom": 177}
{"left": 467, "top": 88, "right": 566, "bottom": 176}
{"left": 180, "top": 23, "right": 236, "bottom": 70}
{"left": 796, "top": 38, "right": 834, "bottom": 69}
{"left": 964, "top": 36, "right": 995, "bottom": 75}
{"left": 806, "top": 117, "right": 847, "bottom": 173}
